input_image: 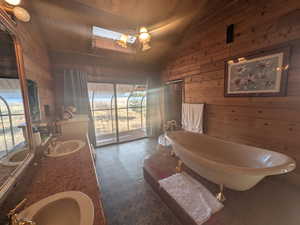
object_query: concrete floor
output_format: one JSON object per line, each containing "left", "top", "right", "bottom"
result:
{"left": 95, "top": 138, "right": 182, "bottom": 225}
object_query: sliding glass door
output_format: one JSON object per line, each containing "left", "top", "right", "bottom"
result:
{"left": 116, "top": 84, "right": 147, "bottom": 142}
{"left": 88, "top": 83, "right": 117, "bottom": 146}
{"left": 88, "top": 82, "right": 147, "bottom": 147}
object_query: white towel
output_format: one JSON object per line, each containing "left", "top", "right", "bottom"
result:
{"left": 182, "top": 103, "right": 204, "bottom": 133}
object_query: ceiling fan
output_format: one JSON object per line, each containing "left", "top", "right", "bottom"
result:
{"left": 115, "top": 0, "right": 210, "bottom": 52}
{"left": 116, "top": 7, "right": 200, "bottom": 52}
{"left": 116, "top": 26, "right": 151, "bottom": 51}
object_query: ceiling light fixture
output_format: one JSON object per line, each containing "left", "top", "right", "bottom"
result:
{"left": 139, "top": 27, "right": 151, "bottom": 51}
{"left": 12, "top": 6, "right": 30, "bottom": 22}
{"left": 116, "top": 34, "right": 129, "bottom": 48}
{"left": 4, "top": 0, "right": 21, "bottom": 6}
{"left": 0, "top": 0, "right": 30, "bottom": 22}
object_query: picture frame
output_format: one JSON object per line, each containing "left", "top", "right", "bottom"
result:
{"left": 224, "top": 46, "right": 290, "bottom": 97}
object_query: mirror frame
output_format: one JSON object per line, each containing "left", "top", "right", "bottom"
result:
{"left": 0, "top": 9, "right": 34, "bottom": 194}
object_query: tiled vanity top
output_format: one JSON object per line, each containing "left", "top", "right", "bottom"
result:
{"left": 24, "top": 137, "right": 106, "bottom": 225}
{"left": 0, "top": 165, "right": 16, "bottom": 186}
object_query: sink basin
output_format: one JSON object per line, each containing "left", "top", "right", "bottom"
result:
{"left": 45, "top": 140, "right": 86, "bottom": 158}
{"left": 0, "top": 147, "right": 28, "bottom": 167}
{"left": 18, "top": 191, "right": 94, "bottom": 225}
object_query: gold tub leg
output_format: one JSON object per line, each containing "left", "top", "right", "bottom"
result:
{"left": 175, "top": 160, "right": 183, "bottom": 173}
{"left": 216, "top": 184, "right": 226, "bottom": 202}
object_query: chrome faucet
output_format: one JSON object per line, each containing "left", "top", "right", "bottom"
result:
{"left": 48, "top": 137, "right": 58, "bottom": 154}
{"left": 8, "top": 199, "right": 36, "bottom": 225}
{"left": 50, "top": 137, "right": 57, "bottom": 147}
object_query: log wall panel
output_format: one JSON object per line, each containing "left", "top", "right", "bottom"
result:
{"left": 6, "top": 1, "right": 56, "bottom": 120}
{"left": 162, "top": 0, "right": 300, "bottom": 176}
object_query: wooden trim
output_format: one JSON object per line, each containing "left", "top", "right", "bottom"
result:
{"left": 0, "top": 9, "right": 34, "bottom": 150}
{"left": 0, "top": 9, "right": 16, "bottom": 34}
{"left": 85, "top": 134, "right": 107, "bottom": 225}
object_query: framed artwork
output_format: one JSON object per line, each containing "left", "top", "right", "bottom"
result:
{"left": 224, "top": 47, "right": 290, "bottom": 97}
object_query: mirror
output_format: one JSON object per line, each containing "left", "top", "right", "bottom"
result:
{"left": 0, "top": 23, "right": 31, "bottom": 188}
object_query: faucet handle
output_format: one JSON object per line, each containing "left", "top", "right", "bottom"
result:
{"left": 8, "top": 198, "right": 27, "bottom": 217}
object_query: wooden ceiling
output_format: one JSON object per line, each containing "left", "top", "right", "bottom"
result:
{"left": 73, "top": 0, "right": 184, "bottom": 26}
{"left": 30, "top": 0, "right": 224, "bottom": 66}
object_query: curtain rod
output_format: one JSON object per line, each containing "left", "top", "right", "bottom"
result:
{"left": 165, "top": 79, "right": 183, "bottom": 85}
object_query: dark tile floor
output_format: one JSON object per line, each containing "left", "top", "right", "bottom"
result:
{"left": 95, "top": 138, "right": 182, "bottom": 225}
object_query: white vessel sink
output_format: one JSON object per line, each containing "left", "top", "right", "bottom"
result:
{"left": 18, "top": 191, "right": 94, "bottom": 225}
{"left": 0, "top": 147, "right": 28, "bottom": 167}
{"left": 45, "top": 140, "right": 85, "bottom": 158}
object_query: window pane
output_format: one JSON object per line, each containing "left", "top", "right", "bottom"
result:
{"left": 0, "top": 116, "right": 13, "bottom": 150}
{"left": 88, "top": 83, "right": 115, "bottom": 110}
{"left": 142, "top": 107, "right": 147, "bottom": 129}
{"left": 0, "top": 78, "right": 26, "bottom": 156}
{"left": 0, "top": 78, "right": 24, "bottom": 114}
{"left": 88, "top": 82, "right": 148, "bottom": 145}
{"left": 92, "top": 26, "right": 136, "bottom": 44}
{"left": 0, "top": 131, "right": 6, "bottom": 158}
{"left": 11, "top": 115, "right": 25, "bottom": 146}
{"left": 117, "top": 84, "right": 133, "bottom": 109}
{"left": 128, "top": 108, "right": 142, "bottom": 130}
{"left": 117, "top": 109, "right": 128, "bottom": 132}
{"left": 88, "top": 83, "right": 117, "bottom": 146}
{"left": 94, "top": 110, "right": 116, "bottom": 135}
{"left": 128, "top": 91, "right": 146, "bottom": 108}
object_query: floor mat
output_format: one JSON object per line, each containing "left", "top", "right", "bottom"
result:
{"left": 159, "top": 172, "right": 223, "bottom": 225}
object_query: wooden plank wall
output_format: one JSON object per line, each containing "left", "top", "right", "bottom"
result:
{"left": 162, "top": 0, "right": 300, "bottom": 175}
{"left": 0, "top": 31, "right": 18, "bottom": 77}
{"left": 12, "top": 1, "right": 55, "bottom": 120}
{"left": 50, "top": 51, "right": 159, "bottom": 84}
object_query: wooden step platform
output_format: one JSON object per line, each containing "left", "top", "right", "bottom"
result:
{"left": 143, "top": 147, "right": 300, "bottom": 225}
{"left": 143, "top": 149, "right": 222, "bottom": 225}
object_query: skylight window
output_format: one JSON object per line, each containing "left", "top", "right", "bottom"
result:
{"left": 92, "top": 26, "right": 136, "bottom": 44}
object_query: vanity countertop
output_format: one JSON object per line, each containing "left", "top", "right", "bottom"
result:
{"left": 24, "top": 136, "right": 106, "bottom": 225}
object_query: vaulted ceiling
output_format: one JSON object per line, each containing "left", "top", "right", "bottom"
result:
{"left": 30, "top": 0, "right": 224, "bottom": 67}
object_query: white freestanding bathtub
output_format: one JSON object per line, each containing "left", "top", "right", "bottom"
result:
{"left": 166, "top": 131, "right": 296, "bottom": 191}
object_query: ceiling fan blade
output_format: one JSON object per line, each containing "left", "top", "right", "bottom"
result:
{"left": 147, "top": 0, "right": 212, "bottom": 38}
{"left": 149, "top": 14, "right": 194, "bottom": 38}
{"left": 148, "top": 2, "right": 204, "bottom": 37}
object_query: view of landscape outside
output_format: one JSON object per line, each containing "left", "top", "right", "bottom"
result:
{"left": 0, "top": 78, "right": 25, "bottom": 158}
{"left": 88, "top": 83, "right": 147, "bottom": 146}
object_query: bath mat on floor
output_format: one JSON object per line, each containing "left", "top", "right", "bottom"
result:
{"left": 159, "top": 172, "right": 223, "bottom": 225}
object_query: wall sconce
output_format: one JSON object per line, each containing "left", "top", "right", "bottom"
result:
{"left": 0, "top": 0, "right": 31, "bottom": 22}
{"left": 238, "top": 57, "right": 246, "bottom": 62}
{"left": 227, "top": 58, "right": 246, "bottom": 65}
{"left": 276, "top": 64, "right": 289, "bottom": 72}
